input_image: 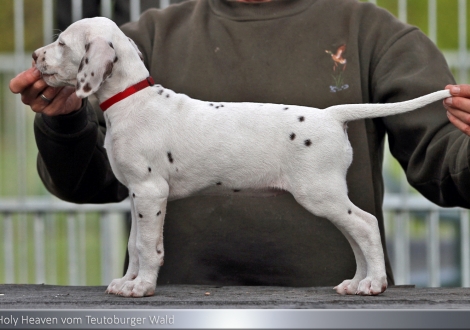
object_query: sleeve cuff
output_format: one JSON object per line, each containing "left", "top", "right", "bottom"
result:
{"left": 41, "top": 100, "right": 89, "bottom": 135}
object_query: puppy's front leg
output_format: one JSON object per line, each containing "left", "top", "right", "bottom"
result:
{"left": 117, "top": 179, "right": 169, "bottom": 297}
{"left": 106, "top": 195, "right": 140, "bottom": 294}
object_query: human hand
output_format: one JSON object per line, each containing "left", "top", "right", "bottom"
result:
{"left": 9, "top": 66, "right": 82, "bottom": 116}
{"left": 444, "top": 84, "right": 470, "bottom": 136}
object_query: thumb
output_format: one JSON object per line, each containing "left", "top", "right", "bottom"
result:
{"left": 9, "top": 67, "right": 42, "bottom": 94}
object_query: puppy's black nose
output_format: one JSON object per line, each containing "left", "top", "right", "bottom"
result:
{"left": 32, "top": 51, "right": 38, "bottom": 63}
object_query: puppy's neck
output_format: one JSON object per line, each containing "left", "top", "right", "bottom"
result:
{"left": 95, "top": 64, "right": 150, "bottom": 104}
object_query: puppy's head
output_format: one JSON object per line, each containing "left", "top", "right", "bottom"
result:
{"left": 32, "top": 17, "right": 144, "bottom": 99}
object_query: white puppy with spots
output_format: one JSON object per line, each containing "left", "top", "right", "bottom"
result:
{"left": 33, "top": 17, "right": 450, "bottom": 297}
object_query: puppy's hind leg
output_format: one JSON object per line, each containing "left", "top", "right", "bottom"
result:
{"left": 333, "top": 228, "right": 368, "bottom": 295}
{"left": 106, "top": 195, "right": 140, "bottom": 294}
{"left": 292, "top": 180, "right": 387, "bottom": 296}
{"left": 350, "top": 206, "right": 388, "bottom": 295}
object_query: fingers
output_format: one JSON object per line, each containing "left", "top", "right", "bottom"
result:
{"left": 26, "top": 85, "right": 81, "bottom": 116}
{"left": 444, "top": 84, "right": 470, "bottom": 136}
{"left": 445, "top": 84, "right": 470, "bottom": 98}
{"left": 21, "top": 79, "right": 61, "bottom": 106}
{"left": 39, "top": 87, "right": 82, "bottom": 116}
{"left": 39, "top": 86, "right": 60, "bottom": 103}
{"left": 28, "top": 86, "right": 64, "bottom": 114}
{"left": 11, "top": 66, "right": 62, "bottom": 112}
{"left": 9, "top": 67, "right": 42, "bottom": 94}
{"left": 11, "top": 66, "right": 82, "bottom": 117}
{"left": 447, "top": 111, "right": 470, "bottom": 136}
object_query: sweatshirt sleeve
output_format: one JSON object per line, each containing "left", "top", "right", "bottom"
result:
{"left": 34, "top": 98, "right": 128, "bottom": 204}
{"left": 370, "top": 26, "right": 470, "bottom": 207}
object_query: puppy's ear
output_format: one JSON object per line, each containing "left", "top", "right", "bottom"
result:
{"left": 75, "top": 36, "right": 116, "bottom": 98}
{"left": 128, "top": 37, "right": 144, "bottom": 62}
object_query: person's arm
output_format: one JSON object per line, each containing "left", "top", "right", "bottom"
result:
{"left": 34, "top": 98, "right": 128, "bottom": 203}
{"left": 370, "top": 27, "right": 470, "bottom": 207}
{"left": 9, "top": 67, "right": 128, "bottom": 204}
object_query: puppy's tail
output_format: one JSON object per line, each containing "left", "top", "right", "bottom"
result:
{"left": 327, "top": 89, "right": 451, "bottom": 123}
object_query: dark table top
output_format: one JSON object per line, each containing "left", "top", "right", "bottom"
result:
{"left": 1, "top": 284, "right": 470, "bottom": 309}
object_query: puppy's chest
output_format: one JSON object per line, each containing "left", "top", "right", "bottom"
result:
{"left": 104, "top": 116, "right": 167, "bottom": 182}
{"left": 104, "top": 128, "right": 128, "bottom": 183}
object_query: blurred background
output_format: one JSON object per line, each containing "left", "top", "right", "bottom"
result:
{"left": 0, "top": 0, "right": 469, "bottom": 287}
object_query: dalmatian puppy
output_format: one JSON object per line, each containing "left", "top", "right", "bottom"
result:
{"left": 32, "top": 17, "right": 451, "bottom": 297}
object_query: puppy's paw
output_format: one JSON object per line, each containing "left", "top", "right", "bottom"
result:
{"left": 117, "top": 277, "right": 155, "bottom": 297}
{"left": 334, "top": 279, "right": 359, "bottom": 295}
{"left": 105, "top": 275, "right": 135, "bottom": 295}
{"left": 355, "top": 276, "right": 387, "bottom": 296}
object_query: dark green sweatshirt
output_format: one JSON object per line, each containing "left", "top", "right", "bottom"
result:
{"left": 34, "top": 0, "right": 469, "bottom": 286}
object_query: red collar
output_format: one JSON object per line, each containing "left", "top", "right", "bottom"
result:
{"left": 99, "top": 77, "right": 155, "bottom": 111}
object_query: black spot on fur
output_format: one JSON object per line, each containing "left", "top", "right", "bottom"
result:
{"left": 139, "top": 213, "right": 143, "bottom": 218}
{"left": 348, "top": 209, "right": 352, "bottom": 214}
{"left": 299, "top": 116, "right": 305, "bottom": 122}
{"left": 76, "top": 82, "right": 81, "bottom": 90}
{"left": 43, "top": 51, "right": 46, "bottom": 54}
{"left": 91, "top": 72, "right": 94, "bottom": 77}
{"left": 290, "top": 133, "right": 296, "bottom": 140}
{"left": 103, "top": 61, "right": 113, "bottom": 80}
{"left": 114, "top": 56, "right": 118, "bottom": 63}
{"left": 167, "top": 152, "right": 174, "bottom": 163}
{"left": 209, "top": 103, "right": 213, "bottom": 106}
{"left": 148, "top": 167, "right": 151, "bottom": 172}
{"left": 215, "top": 106, "right": 219, "bottom": 109}
{"left": 80, "top": 78, "right": 85, "bottom": 83}
{"left": 220, "top": 104, "right": 224, "bottom": 107}
{"left": 216, "top": 182, "right": 222, "bottom": 185}
{"left": 78, "top": 59, "right": 84, "bottom": 72}
{"left": 85, "top": 58, "right": 89, "bottom": 64}
{"left": 166, "top": 94, "right": 170, "bottom": 98}
{"left": 85, "top": 43, "right": 90, "bottom": 51}
{"left": 108, "top": 42, "right": 114, "bottom": 49}
{"left": 158, "top": 90, "right": 163, "bottom": 95}
{"left": 304, "top": 139, "right": 312, "bottom": 146}
{"left": 83, "top": 83, "right": 91, "bottom": 93}
{"left": 284, "top": 107, "right": 289, "bottom": 110}
{"left": 233, "top": 189, "right": 241, "bottom": 192}
{"left": 157, "top": 211, "right": 161, "bottom": 216}
{"left": 132, "top": 193, "right": 135, "bottom": 198}
{"left": 157, "top": 250, "right": 162, "bottom": 254}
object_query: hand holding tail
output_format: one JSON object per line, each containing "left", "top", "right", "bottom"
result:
{"left": 445, "top": 85, "right": 470, "bottom": 136}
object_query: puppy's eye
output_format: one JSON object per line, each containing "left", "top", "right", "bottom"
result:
{"left": 58, "top": 41, "right": 65, "bottom": 46}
